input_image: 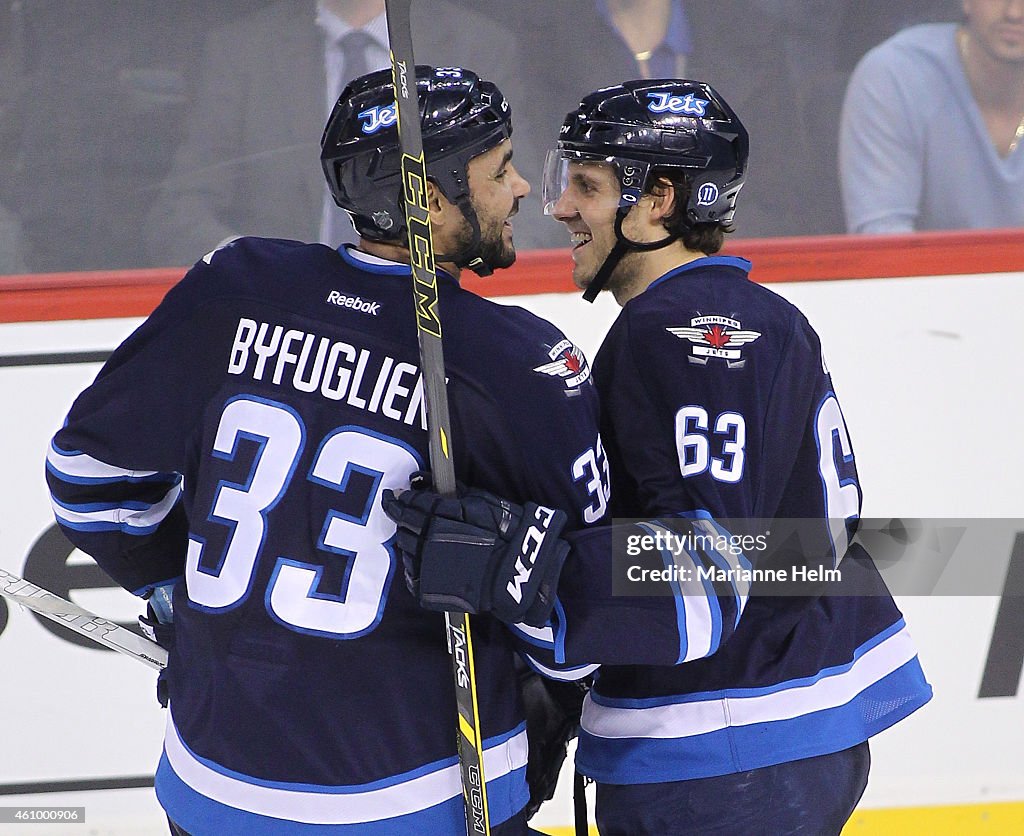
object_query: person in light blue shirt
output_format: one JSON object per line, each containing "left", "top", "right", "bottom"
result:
{"left": 839, "top": 7, "right": 1024, "bottom": 234}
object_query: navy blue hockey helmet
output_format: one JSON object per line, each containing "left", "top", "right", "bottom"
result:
{"left": 321, "top": 65, "right": 512, "bottom": 253}
{"left": 542, "top": 79, "right": 749, "bottom": 301}
{"left": 542, "top": 79, "right": 749, "bottom": 229}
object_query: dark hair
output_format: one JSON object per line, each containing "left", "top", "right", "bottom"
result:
{"left": 648, "top": 168, "right": 729, "bottom": 255}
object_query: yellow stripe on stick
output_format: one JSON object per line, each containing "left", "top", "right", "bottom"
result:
{"left": 458, "top": 713, "right": 476, "bottom": 747}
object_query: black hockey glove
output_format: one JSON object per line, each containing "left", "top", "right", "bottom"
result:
{"left": 381, "top": 483, "right": 570, "bottom": 628}
{"left": 519, "top": 662, "right": 590, "bottom": 819}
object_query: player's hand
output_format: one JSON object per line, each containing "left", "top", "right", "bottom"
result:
{"left": 382, "top": 480, "right": 569, "bottom": 627}
{"left": 520, "top": 666, "right": 590, "bottom": 818}
{"left": 139, "top": 581, "right": 177, "bottom": 646}
{"left": 138, "top": 581, "right": 178, "bottom": 708}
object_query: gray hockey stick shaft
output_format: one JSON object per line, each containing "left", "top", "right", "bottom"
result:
{"left": 383, "top": 2, "right": 490, "bottom": 833}
{"left": 0, "top": 568, "right": 167, "bottom": 670}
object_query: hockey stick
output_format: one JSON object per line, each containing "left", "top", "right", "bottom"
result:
{"left": 0, "top": 567, "right": 167, "bottom": 670}
{"left": 383, "top": 2, "right": 490, "bottom": 832}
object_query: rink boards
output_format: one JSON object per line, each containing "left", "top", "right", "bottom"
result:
{"left": 0, "top": 234, "right": 1022, "bottom": 833}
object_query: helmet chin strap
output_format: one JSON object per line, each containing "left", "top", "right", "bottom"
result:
{"left": 582, "top": 206, "right": 679, "bottom": 303}
{"left": 433, "top": 194, "right": 494, "bottom": 277}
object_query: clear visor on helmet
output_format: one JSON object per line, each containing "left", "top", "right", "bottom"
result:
{"left": 541, "top": 149, "right": 650, "bottom": 215}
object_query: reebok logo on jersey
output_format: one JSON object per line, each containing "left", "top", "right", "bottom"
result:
{"left": 506, "top": 505, "right": 558, "bottom": 604}
{"left": 533, "top": 339, "right": 591, "bottom": 388}
{"left": 326, "top": 291, "right": 380, "bottom": 315}
{"left": 667, "top": 315, "right": 762, "bottom": 369}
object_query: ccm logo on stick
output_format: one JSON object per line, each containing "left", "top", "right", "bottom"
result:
{"left": 506, "top": 506, "right": 558, "bottom": 603}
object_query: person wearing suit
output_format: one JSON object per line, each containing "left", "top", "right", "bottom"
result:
{"left": 144, "top": 0, "right": 559, "bottom": 267}
{"left": 456, "top": 0, "right": 810, "bottom": 238}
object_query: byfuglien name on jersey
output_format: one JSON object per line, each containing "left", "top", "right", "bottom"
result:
{"left": 227, "top": 317, "right": 427, "bottom": 429}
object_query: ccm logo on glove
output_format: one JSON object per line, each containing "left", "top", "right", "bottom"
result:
{"left": 507, "top": 506, "right": 558, "bottom": 604}
{"left": 382, "top": 483, "right": 571, "bottom": 627}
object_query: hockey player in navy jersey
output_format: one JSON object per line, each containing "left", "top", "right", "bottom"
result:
{"left": 45, "top": 67, "right": 608, "bottom": 835}
{"left": 384, "top": 79, "right": 932, "bottom": 834}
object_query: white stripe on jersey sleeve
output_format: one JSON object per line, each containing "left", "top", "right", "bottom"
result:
{"left": 524, "top": 655, "right": 599, "bottom": 682}
{"left": 641, "top": 522, "right": 721, "bottom": 663}
{"left": 47, "top": 442, "right": 161, "bottom": 481}
{"left": 50, "top": 483, "right": 182, "bottom": 533}
{"left": 510, "top": 621, "right": 555, "bottom": 647}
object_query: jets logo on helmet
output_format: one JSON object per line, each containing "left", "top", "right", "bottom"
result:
{"left": 544, "top": 80, "right": 748, "bottom": 228}
{"left": 533, "top": 339, "right": 592, "bottom": 389}
{"left": 646, "top": 91, "right": 709, "bottom": 116}
{"left": 321, "top": 65, "right": 514, "bottom": 275}
{"left": 359, "top": 103, "right": 398, "bottom": 135}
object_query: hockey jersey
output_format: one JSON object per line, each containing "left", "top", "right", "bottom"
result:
{"left": 46, "top": 239, "right": 606, "bottom": 833}
{"left": 553, "top": 256, "right": 932, "bottom": 783}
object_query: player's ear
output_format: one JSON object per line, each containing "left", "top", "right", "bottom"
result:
{"left": 425, "top": 180, "right": 449, "bottom": 228}
{"left": 646, "top": 176, "right": 677, "bottom": 223}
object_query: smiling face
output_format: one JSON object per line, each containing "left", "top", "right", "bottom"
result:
{"left": 455, "top": 139, "right": 530, "bottom": 270}
{"left": 549, "top": 160, "right": 625, "bottom": 290}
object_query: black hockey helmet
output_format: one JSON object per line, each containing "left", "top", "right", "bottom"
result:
{"left": 541, "top": 79, "right": 749, "bottom": 300}
{"left": 543, "top": 79, "right": 748, "bottom": 227}
{"left": 321, "top": 65, "right": 512, "bottom": 271}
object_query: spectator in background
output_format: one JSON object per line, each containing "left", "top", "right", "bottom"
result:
{"left": 143, "top": 0, "right": 559, "bottom": 267}
{"left": 460, "top": 0, "right": 813, "bottom": 238}
{"left": 769, "top": 0, "right": 957, "bottom": 236}
{"left": 11, "top": 2, "right": 256, "bottom": 272}
{"left": 829, "top": 0, "right": 958, "bottom": 72}
{"left": 840, "top": 0, "right": 1024, "bottom": 233}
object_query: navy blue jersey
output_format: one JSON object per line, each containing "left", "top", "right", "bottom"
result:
{"left": 46, "top": 239, "right": 606, "bottom": 833}
{"left": 553, "top": 256, "right": 931, "bottom": 783}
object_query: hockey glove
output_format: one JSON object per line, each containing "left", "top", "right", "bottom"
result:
{"left": 139, "top": 581, "right": 177, "bottom": 708}
{"left": 519, "top": 662, "right": 590, "bottom": 819}
{"left": 138, "top": 581, "right": 176, "bottom": 647}
{"left": 382, "top": 484, "right": 570, "bottom": 628}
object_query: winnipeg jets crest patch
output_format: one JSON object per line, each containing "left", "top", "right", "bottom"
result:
{"left": 667, "top": 315, "right": 762, "bottom": 369}
{"left": 533, "top": 339, "right": 591, "bottom": 388}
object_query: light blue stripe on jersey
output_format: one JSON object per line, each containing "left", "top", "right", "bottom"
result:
{"left": 576, "top": 620, "right": 932, "bottom": 782}
{"left": 510, "top": 597, "right": 569, "bottom": 663}
{"left": 677, "top": 510, "right": 752, "bottom": 630}
{"left": 157, "top": 713, "right": 529, "bottom": 833}
{"left": 647, "top": 255, "right": 753, "bottom": 292}
{"left": 337, "top": 245, "right": 459, "bottom": 286}
{"left": 49, "top": 483, "right": 182, "bottom": 534}
{"left": 637, "top": 520, "right": 724, "bottom": 664}
{"left": 337, "top": 243, "right": 411, "bottom": 275}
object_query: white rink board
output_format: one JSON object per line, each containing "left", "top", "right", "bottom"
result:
{"left": 0, "top": 270, "right": 1021, "bottom": 832}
